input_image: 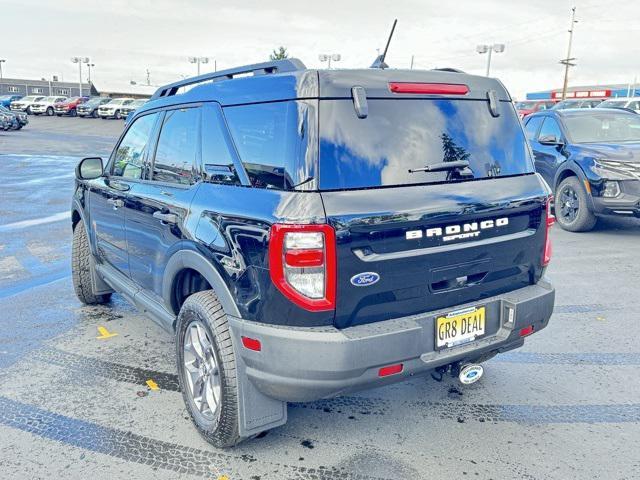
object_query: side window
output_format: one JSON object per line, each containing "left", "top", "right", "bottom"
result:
{"left": 152, "top": 108, "right": 199, "bottom": 185}
{"left": 524, "top": 116, "right": 544, "bottom": 141}
{"left": 538, "top": 117, "right": 563, "bottom": 141}
{"left": 201, "top": 104, "right": 240, "bottom": 185}
{"left": 223, "top": 101, "right": 315, "bottom": 190}
{"left": 112, "top": 113, "right": 158, "bottom": 179}
{"left": 628, "top": 101, "right": 640, "bottom": 111}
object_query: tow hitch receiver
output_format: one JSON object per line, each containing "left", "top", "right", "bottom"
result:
{"left": 458, "top": 364, "right": 484, "bottom": 385}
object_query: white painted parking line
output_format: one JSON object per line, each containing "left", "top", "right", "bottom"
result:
{"left": 0, "top": 212, "right": 70, "bottom": 232}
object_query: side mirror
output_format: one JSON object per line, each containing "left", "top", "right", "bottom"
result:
{"left": 76, "top": 157, "right": 104, "bottom": 180}
{"left": 539, "top": 134, "right": 564, "bottom": 146}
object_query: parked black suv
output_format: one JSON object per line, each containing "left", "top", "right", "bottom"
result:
{"left": 71, "top": 59, "right": 555, "bottom": 447}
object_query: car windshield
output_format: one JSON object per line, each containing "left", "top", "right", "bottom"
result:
{"left": 20, "top": 96, "right": 39, "bottom": 102}
{"left": 599, "top": 100, "right": 627, "bottom": 108}
{"left": 41, "top": 96, "right": 59, "bottom": 102}
{"left": 553, "top": 100, "right": 583, "bottom": 109}
{"left": 564, "top": 112, "right": 640, "bottom": 143}
{"left": 515, "top": 101, "right": 537, "bottom": 109}
{"left": 109, "top": 99, "right": 129, "bottom": 105}
{"left": 131, "top": 100, "right": 146, "bottom": 107}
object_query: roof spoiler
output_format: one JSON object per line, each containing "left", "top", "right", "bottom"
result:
{"left": 150, "top": 58, "right": 306, "bottom": 100}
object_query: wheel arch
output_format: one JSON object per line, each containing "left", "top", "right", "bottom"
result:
{"left": 163, "top": 250, "right": 241, "bottom": 319}
{"left": 553, "top": 162, "right": 595, "bottom": 210}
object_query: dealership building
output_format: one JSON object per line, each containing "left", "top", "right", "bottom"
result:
{"left": 526, "top": 83, "right": 639, "bottom": 100}
{"left": 0, "top": 77, "right": 99, "bottom": 97}
{"left": 0, "top": 77, "right": 152, "bottom": 99}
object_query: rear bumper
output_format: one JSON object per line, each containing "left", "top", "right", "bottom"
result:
{"left": 229, "top": 280, "right": 555, "bottom": 402}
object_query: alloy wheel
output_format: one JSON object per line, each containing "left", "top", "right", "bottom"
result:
{"left": 559, "top": 185, "right": 579, "bottom": 223}
{"left": 182, "top": 320, "right": 222, "bottom": 421}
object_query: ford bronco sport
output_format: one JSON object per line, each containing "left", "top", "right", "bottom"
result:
{"left": 71, "top": 58, "right": 555, "bottom": 447}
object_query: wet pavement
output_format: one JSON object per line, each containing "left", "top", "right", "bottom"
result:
{"left": 1, "top": 116, "right": 640, "bottom": 479}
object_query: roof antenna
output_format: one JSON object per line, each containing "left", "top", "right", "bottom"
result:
{"left": 371, "top": 19, "right": 397, "bottom": 69}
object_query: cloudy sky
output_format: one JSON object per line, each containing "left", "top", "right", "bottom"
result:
{"left": 1, "top": 0, "right": 638, "bottom": 98}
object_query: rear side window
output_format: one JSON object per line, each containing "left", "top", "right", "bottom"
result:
{"left": 224, "top": 101, "right": 316, "bottom": 190}
{"left": 201, "top": 104, "right": 240, "bottom": 186}
{"left": 319, "top": 99, "right": 534, "bottom": 190}
{"left": 112, "top": 113, "right": 158, "bottom": 179}
{"left": 152, "top": 108, "right": 199, "bottom": 185}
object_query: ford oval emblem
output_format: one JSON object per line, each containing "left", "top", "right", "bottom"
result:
{"left": 350, "top": 272, "right": 380, "bottom": 287}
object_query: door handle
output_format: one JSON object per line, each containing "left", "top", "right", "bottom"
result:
{"left": 107, "top": 198, "right": 124, "bottom": 209}
{"left": 153, "top": 211, "right": 178, "bottom": 224}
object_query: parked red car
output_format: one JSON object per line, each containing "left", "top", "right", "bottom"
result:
{"left": 54, "top": 97, "right": 89, "bottom": 117}
{"left": 514, "top": 99, "right": 558, "bottom": 119}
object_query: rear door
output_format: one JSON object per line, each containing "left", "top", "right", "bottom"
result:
{"left": 125, "top": 106, "right": 201, "bottom": 297}
{"left": 318, "top": 97, "right": 549, "bottom": 329}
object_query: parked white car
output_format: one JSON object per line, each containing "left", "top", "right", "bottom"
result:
{"left": 10, "top": 95, "right": 45, "bottom": 115}
{"left": 97, "top": 98, "right": 134, "bottom": 119}
{"left": 596, "top": 97, "right": 640, "bottom": 114}
{"left": 30, "top": 96, "right": 68, "bottom": 116}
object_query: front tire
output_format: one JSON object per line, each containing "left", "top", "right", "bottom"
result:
{"left": 176, "top": 291, "right": 242, "bottom": 448}
{"left": 555, "top": 177, "right": 597, "bottom": 232}
{"left": 72, "top": 222, "right": 112, "bottom": 304}
{"left": 114, "top": 110, "right": 121, "bottom": 120}
{"left": 46, "top": 107, "right": 54, "bottom": 116}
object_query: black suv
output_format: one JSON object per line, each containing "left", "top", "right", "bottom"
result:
{"left": 71, "top": 59, "right": 555, "bottom": 447}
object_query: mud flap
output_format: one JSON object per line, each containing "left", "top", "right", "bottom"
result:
{"left": 90, "top": 255, "right": 114, "bottom": 296}
{"left": 234, "top": 346, "right": 287, "bottom": 438}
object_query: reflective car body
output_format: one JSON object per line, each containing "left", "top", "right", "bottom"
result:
{"left": 524, "top": 108, "right": 640, "bottom": 220}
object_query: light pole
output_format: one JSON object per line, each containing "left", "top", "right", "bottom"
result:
{"left": 476, "top": 44, "right": 505, "bottom": 77}
{"left": 71, "top": 57, "right": 89, "bottom": 96}
{"left": 87, "top": 63, "right": 95, "bottom": 84}
{"left": 319, "top": 54, "right": 341, "bottom": 69}
{"left": 188, "top": 56, "right": 209, "bottom": 75}
{"left": 0, "top": 59, "right": 5, "bottom": 79}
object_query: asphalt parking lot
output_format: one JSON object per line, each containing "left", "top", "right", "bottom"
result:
{"left": 1, "top": 116, "right": 640, "bottom": 480}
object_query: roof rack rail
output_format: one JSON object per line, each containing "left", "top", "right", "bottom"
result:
{"left": 150, "top": 58, "right": 307, "bottom": 100}
{"left": 431, "top": 67, "right": 466, "bottom": 73}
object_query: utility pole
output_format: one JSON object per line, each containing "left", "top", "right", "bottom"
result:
{"left": 410, "top": 55, "right": 414, "bottom": 69}
{"left": 146, "top": 69, "right": 151, "bottom": 86}
{"left": 0, "top": 59, "right": 5, "bottom": 80}
{"left": 560, "top": 7, "right": 578, "bottom": 101}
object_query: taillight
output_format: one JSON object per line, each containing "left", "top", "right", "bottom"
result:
{"left": 388, "top": 82, "right": 469, "bottom": 95}
{"left": 542, "top": 196, "right": 555, "bottom": 267}
{"left": 269, "top": 224, "right": 336, "bottom": 312}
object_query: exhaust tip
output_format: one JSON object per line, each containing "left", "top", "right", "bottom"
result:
{"left": 458, "top": 364, "right": 484, "bottom": 385}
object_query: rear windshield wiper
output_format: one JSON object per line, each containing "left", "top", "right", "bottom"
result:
{"left": 408, "top": 160, "right": 470, "bottom": 173}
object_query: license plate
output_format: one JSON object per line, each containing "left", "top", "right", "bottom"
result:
{"left": 435, "top": 306, "right": 486, "bottom": 349}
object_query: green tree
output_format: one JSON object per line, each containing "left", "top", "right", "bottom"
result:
{"left": 269, "top": 46, "right": 289, "bottom": 60}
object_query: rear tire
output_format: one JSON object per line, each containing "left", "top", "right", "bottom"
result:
{"left": 176, "top": 290, "right": 242, "bottom": 448}
{"left": 72, "top": 222, "right": 112, "bottom": 304}
{"left": 555, "top": 177, "right": 597, "bottom": 232}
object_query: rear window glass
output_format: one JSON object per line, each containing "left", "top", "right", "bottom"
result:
{"left": 319, "top": 99, "right": 533, "bottom": 190}
{"left": 223, "top": 100, "right": 316, "bottom": 190}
